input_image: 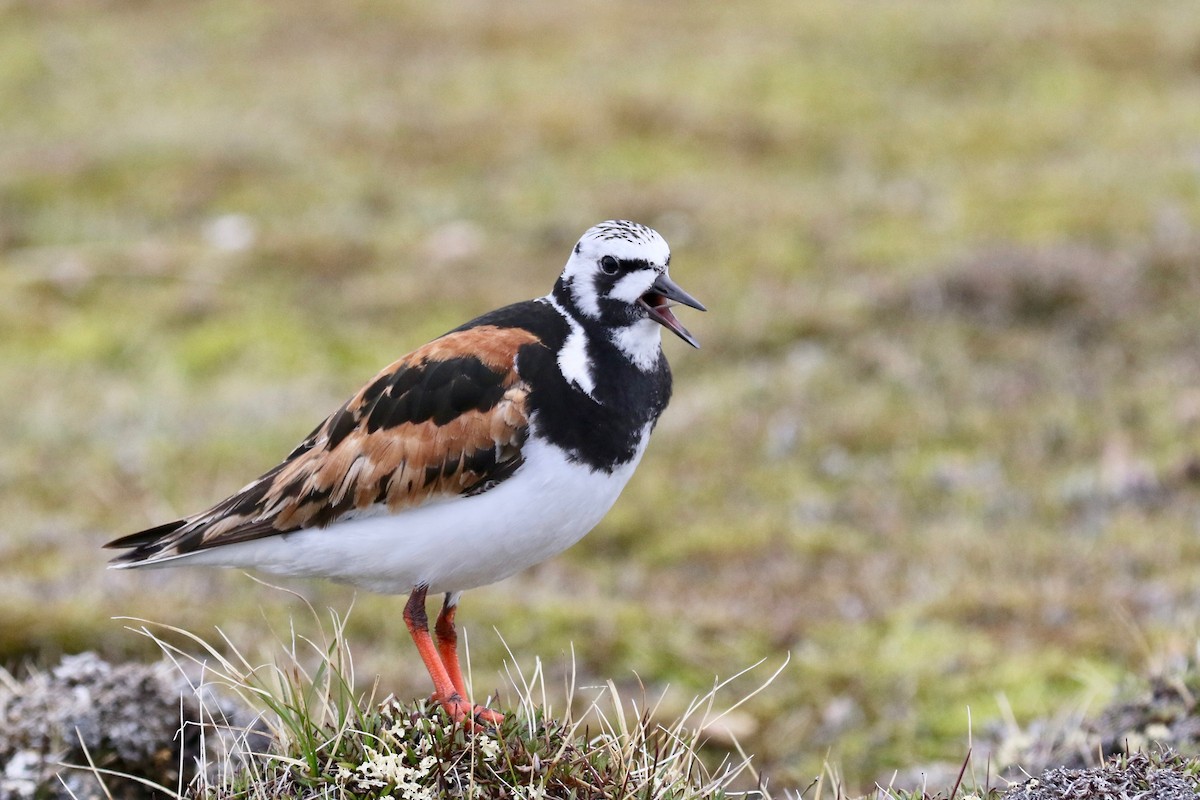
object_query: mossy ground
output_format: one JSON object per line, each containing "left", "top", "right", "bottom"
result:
{"left": 3, "top": 1, "right": 1200, "bottom": 794}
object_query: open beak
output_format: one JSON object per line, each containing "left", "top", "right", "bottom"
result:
{"left": 638, "top": 272, "right": 707, "bottom": 348}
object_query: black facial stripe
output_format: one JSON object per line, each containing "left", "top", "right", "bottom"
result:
{"left": 592, "top": 261, "right": 660, "bottom": 318}
{"left": 596, "top": 294, "right": 642, "bottom": 325}
{"left": 593, "top": 256, "right": 653, "bottom": 276}
{"left": 591, "top": 269, "right": 623, "bottom": 297}
{"left": 590, "top": 260, "right": 655, "bottom": 293}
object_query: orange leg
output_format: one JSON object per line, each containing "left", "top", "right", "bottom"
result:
{"left": 434, "top": 594, "right": 468, "bottom": 697}
{"left": 434, "top": 593, "right": 503, "bottom": 726}
{"left": 403, "top": 586, "right": 502, "bottom": 728}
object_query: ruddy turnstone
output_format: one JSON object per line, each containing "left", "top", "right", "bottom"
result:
{"left": 106, "top": 220, "right": 704, "bottom": 726}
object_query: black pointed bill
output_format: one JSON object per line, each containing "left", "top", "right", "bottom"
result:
{"left": 638, "top": 272, "right": 706, "bottom": 348}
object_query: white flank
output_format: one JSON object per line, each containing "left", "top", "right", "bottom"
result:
{"left": 151, "top": 431, "right": 651, "bottom": 595}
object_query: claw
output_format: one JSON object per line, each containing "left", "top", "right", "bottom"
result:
{"left": 439, "top": 695, "right": 504, "bottom": 730}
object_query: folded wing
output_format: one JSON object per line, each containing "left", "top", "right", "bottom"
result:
{"left": 106, "top": 325, "right": 540, "bottom": 565}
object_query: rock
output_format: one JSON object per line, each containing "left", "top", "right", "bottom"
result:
{"left": 1003, "top": 749, "right": 1198, "bottom": 800}
{"left": 0, "top": 652, "right": 258, "bottom": 800}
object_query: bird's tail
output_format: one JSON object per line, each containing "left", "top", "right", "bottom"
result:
{"left": 103, "top": 520, "right": 188, "bottom": 567}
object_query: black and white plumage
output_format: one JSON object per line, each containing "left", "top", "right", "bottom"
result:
{"left": 105, "top": 219, "right": 704, "bottom": 725}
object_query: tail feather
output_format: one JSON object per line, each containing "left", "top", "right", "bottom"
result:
{"left": 104, "top": 520, "right": 188, "bottom": 566}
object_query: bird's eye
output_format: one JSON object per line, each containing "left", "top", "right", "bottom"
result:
{"left": 599, "top": 255, "right": 620, "bottom": 275}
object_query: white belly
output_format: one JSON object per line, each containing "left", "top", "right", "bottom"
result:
{"left": 177, "top": 432, "right": 649, "bottom": 594}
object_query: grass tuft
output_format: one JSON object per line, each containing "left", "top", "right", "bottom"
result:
{"left": 119, "top": 596, "right": 781, "bottom": 799}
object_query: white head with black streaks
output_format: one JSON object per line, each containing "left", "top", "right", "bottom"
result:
{"left": 553, "top": 221, "right": 705, "bottom": 369}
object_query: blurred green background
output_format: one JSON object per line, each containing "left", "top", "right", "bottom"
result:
{"left": 3, "top": 0, "right": 1200, "bottom": 792}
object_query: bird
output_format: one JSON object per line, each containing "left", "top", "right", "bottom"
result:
{"left": 105, "top": 219, "right": 705, "bottom": 727}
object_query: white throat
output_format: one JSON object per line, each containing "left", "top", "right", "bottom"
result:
{"left": 610, "top": 318, "right": 663, "bottom": 371}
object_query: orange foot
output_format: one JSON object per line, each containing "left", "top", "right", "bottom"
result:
{"left": 438, "top": 696, "right": 505, "bottom": 729}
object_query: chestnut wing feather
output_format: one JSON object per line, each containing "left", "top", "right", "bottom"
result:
{"left": 107, "top": 326, "right": 541, "bottom": 562}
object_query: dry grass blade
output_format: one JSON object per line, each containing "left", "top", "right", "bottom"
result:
{"left": 106, "top": 602, "right": 782, "bottom": 798}
{"left": 57, "top": 727, "right": 178, "bottom": 799}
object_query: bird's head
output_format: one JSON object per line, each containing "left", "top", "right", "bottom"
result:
{"left": 555, "top": 220, "right": 706, "bottom": 350}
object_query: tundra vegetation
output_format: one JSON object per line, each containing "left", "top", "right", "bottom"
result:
{"left": 2, "top": 1, "right": 1199, "bottom": 796}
